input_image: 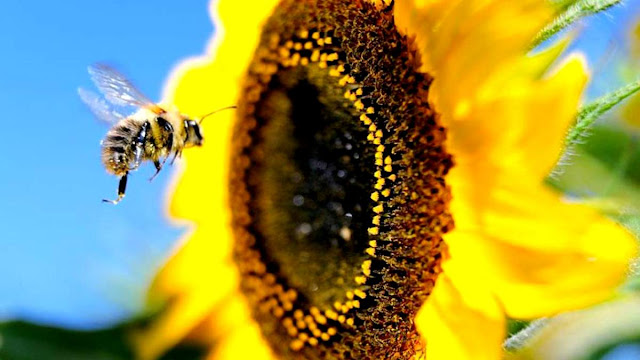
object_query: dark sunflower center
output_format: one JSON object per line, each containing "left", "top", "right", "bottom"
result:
{"left": 228, "top": 0, "right": 454, "bottom": 359}
{"left": 250, "top": 66, "right": 373, "bottom": 307}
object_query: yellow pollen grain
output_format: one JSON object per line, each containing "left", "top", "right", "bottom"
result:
{"left": 291, "top": 53, "right": 301, "bottom": 66}
{"left": 370, "top": 192, "right": 379, "bottom": 201}
{"left": 381, "top": 189, "right": 391, "bottom": 197}
{"left": 296, "top": 320, "right": 307, "bottom": 329}
{"left": 320, "top": 53, "right": 328, "bottom": 62}
{"left": 311, "top": 49, "right": 320, "bottom": 62}
{"left": 337, "top": 64, "right": 345, "bottom": 73}
{"left": 300, "top": 57, "right": 309, "bottom": 66}
{"left": 384, "top": 164, "right": 392, "bottom": 172}
{"left": 308, "top": 337, "right": 319, "bottom": 346}
{"left": 324, "top": 37, "right": 333, "bottom": 44}
{"left": 372, "top": 215, "right": 380, "bottom": 225}
{"left": 327, "top": 53, "right": 339, "bottom": 61}
{"left": 354, "top": 289, "right": 367, "bottom": 299}
{"left": 273, "top": 307, "right": 284, "bottom": 318}
{"left": 321, "top": 333, "right": 331, "bottom": 341}
{"left": 375, "top": 152, "right": 383, "bottom": 160}
{"left": 310, "top": 307, "right": 320, "bottom": 316}
{"left": 375, "top": 130, "right": 383, "bottom": 138}
{"left": 369, "top": 240, "right": 377, "bottom": 247}
{"left": 294, "top": 42, "right": 303, "bottom": 51}
{"left": 329, "top": 68, "right": 342, "bottom": 77}
{"left": 304, "top": 315, "right": 315, "bottom": 325}
{"left": 349, "top": 93, "right": 357, "bottom": 101}
{"left": 287, "top": 327, "right": 299, "bottom": 337}
{"left": 360, "top": 114, "right": 372, "bottom": 125}
{"left": 352, "top": 300, "right": 360, "bottom": 308}
{"left": 283, "top": 317, "right": 293, "bottom": 327}
{"left": 368, "top": 123, "right": 377, "bottom": 132}
{"left": 328, "top": 327, "right": 337, "bottom": 336}
{"left": 367, "top": 227, "right": 379, "bottom": 235}
{"left": 355, "top": 275, "right": 367, "bottom": 284}
{"left": 312, "top": 31, "right": 320, "bottom": 39}
{"left": 333, "top": 301, "right": 342, "bottom": 310}
{"left": 315, "top": 314, "right": 327, "bottom": 325}
{"left": 377, "top": 145, "right": 385, "bottom": 152}
{"left": 366, "top": 107, "right": 375, "bottom": 114}
{"left": 325, "top": 309, "right": 338, "bottom": 320}
{"left": 299, "top": 29, "right": 309, "bottom": 38}
{"left": 283, "top": 301, "right": 293, "bottom": 311}
{"left": 319, "top": 61, "right": 328, "bottom": 69}
{"left": 279, "top": 47, "right": 290, "bottom": 58}
{"left": 317, "top": 38, "right": 325, "bottom": 46}
{"left": 373, "top": 138, "right": 381, "bottom": 145}
{"left": 373, "top": 204, "right": 383, "bottom": 213}
{"left": 388, "top": 174, "right": 397, "bottom": 181}
{"left": 304, "top": 41, "right": 313, "bottom": 49}
{"left": 374, "top": 170, "right": 382, "bottom": 178}
{"left": 355, "top": 88, "right": 363, "bottom": 96}
{"left": 285, "top": 40, "right": 294, "bottom": 48}
{"left": 344, "top": 90, "right": 352, "bottom": 99}
{"left": 346, "top": 318, "right": 355, "bottom": 326}
{"left": 294, "top": 309, "right": 304, "bottom": 320}
{"left": 290, "top": 340, "right": 304, "bottom": 351}
{"left": 384, "top": 156, "right": 392, "bottom": 164}
{"left": 338, "top": 315, "right": 346, "bottom": 323}
{"left": 375, "top": 158, "right": 383, "bottom": 166}
{"left": 298, "top": 333, "right": 309, "bottom": 342}
{"left": 366, "top": 248, "right": 376, "bottom": 256}
{"left": 354, "top": 100, "right": 364, "bottom": 110}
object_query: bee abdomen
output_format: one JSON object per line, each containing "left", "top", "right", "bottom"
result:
{"left": 101, "top": 122, "right": 137, "bottom": 175}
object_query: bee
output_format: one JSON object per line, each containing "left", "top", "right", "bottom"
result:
{"left": 79, "top": 64, "right": 235, "bottom": 204}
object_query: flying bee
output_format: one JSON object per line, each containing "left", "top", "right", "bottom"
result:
{"left": 79, "top": 64, "right": 235, "bottom": 204}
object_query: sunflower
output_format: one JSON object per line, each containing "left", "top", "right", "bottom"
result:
{"left": 131, "top": 0, "right": 637, "bottom": 359}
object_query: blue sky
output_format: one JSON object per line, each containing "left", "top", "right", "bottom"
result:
{"left": 0, "top": 0, "right": 638, "bottom": 331}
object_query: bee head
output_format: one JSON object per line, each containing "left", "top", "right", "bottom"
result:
{"left": 184, "top": 119, "right": 204, "bottom": 147}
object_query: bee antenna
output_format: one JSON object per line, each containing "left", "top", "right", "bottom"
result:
{"left": 198, "top": 105, "right": 237, "bottom": 123}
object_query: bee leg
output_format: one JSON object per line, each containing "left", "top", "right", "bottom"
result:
{"left": 170, "top": 150, "right": 182, "bottom": 165}
{"left": 149, "top": 160, "right": 162, "bottom": 182}
{"left": 131, "top": 121, "right": 151, "bottom": 171}
{"left": 103, "top": 173, "right": 128, "bottom": 204}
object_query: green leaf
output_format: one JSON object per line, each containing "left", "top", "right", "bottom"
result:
{"left": 533, "top": 0, "right": 623, "bottom": 47}
{"left": 0, "top": 321, "right": 133, "bottom": 360}
{"left": 555, "top": 81, "right": 640, "bottom": 176}
{"left": 568, "top": 81, "right": 640, "bottom": 148}
{"left": 0, "top": 320, "right": 206, "bottom": 360}
{"left": 505, "top": 296, "right": 640, "bottom": 360}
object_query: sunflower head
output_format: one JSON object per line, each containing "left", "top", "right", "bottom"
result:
{"left": 229, "top": 0, "right": 452, "bottom": 358}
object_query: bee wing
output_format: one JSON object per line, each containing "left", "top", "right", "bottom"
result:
{"left": 87, "top": 64, "right": 163, "bottom": 113}
{"left": 78, "top": 87, "right": 125, "bottom": 124}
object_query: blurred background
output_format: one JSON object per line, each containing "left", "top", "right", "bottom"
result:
{"left": 0, "top": 0, "right": 639, "bottom": 359}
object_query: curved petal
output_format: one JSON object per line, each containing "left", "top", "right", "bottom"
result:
{"left": 138, "top": 0, "right": 281, "bottom": 358}
{"left": 132, "top": 227, "right": 238, "bottom": 360}
{"left": 418, "top": 265, "right": 505, "bottom": 360}
{"left": 190, "top": 295, "right": 276, "bottom": 360}
{"left": 395, "top": 0, "right": 553, "bottom": 111}
{"left": 447, "top": 177, "right": 637, "bottom": 318}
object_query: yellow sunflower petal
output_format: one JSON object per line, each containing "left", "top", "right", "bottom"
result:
{"left": 447, "top": 177, "right": 637, "bottom": 318}
{"left": 136, "top": 0, "right": 281, "bottom": 358}
{"left": 132, "top": 227, "right": 237, "bottom": 360}
{"left": 418, "top": 265, "right": 505, "bottom": 360}
{"left": 395, "top": 0, "right": 552, "bottom": 109}
{"left": 195, "top": 295, "right": 275, "bottom": 360}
